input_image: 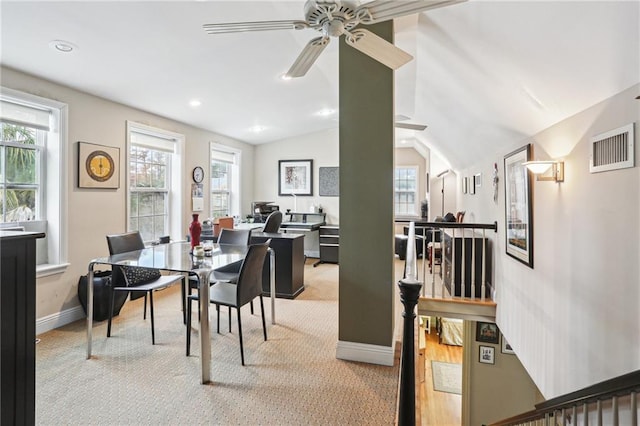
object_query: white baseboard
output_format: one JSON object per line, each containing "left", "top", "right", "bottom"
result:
{"left": 336, "top": 340, "right": 395, "bottom": 366}
{"left": 36, "top": 305, "right": 85, "bottom": 335}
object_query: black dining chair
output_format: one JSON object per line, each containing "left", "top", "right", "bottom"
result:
{"left": 262, "top": 210, "right": 283, "bottom": 233}
{"left": 186, "top": 241, "right": 269, "bottom": 365}
{"left": 187, "top": 228, "right": 252, "bottom": 294}
{"left": 106, "top": 231, "right": 185, "bottom": 344}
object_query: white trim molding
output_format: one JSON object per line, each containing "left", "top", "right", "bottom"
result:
{"left": 336, "top": 340, "right": 395, "bottom": 366}
{"left": 36, "top": 305, "right": 85, "bottom": 336}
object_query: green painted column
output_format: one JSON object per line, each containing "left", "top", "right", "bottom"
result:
{"left": 338, "top": 21, "right": 395, "bottom": 350}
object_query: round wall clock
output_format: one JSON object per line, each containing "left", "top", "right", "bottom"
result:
{"left": 192, "top": 166, "right": 204, "bottom": 183}
{"left": 85, "top": 150, "right": 115, "bottom": 182}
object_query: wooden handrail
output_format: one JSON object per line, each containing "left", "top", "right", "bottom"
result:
{"left": 490, "top": 370, "right": 640, "bottom": 425}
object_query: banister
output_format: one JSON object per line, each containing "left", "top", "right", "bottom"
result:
{"left": 490, "top": 370, "right": 640, "bottom": 426}
{"left": 394, "top": 220, "right": 498, "bottom": 232}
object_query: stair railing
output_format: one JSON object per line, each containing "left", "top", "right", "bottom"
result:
{"left": 490, "top": 370, "right": 640, "bottom": 426}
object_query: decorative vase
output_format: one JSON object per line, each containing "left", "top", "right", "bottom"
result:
{"left": 189, "top": 213, "right": 201, "bottom": 250}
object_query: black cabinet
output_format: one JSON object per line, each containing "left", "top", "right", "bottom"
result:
{"left": 251, "top": 232, "right": 305, "bottom": 299}
{"left": 1, "top": 231, "right": 45, "bottom": 426}
{"left": 442, "top": 230, "right": 492, "bottom": 298}
{"left": 314, "top": 225, "right": 339, "bottom": 266}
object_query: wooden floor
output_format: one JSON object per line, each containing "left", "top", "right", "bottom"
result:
{"left": 418, "top": 324, "right": 463, "bottom": 425}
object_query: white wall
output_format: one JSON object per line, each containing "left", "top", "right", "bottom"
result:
{"left": 1, "top": 66, "right": 255, "bottom": 321}
{"left": 457, "top": 84, "right": 640, "bottom": 398}
{"left": 254, "top": 128, "right": 340, "bottom": 224}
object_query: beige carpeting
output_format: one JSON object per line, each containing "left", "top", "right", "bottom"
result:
{"left": 36, "top": 261, "right": 399, "bottom": 425}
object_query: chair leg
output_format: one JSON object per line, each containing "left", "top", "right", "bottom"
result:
{"left": 236, "top": 307, "right": 244, "bottom": 366}
{"left": 149, "top": 291, "right": 155, "bottom": 345}
{"left": 107, "top": 288, "right": 116, "bottom": 338}
{"left": 228, "top": 307, "right": 232, "bottom": 333}
{"left": 250, "top": 300, "right": 254, "bottom": 315}
{"left": 181, "top": 276, "right": 186, "bottom": 325}
{"left": 216, "top": 304, "right": 220, "bottom": 334}
{"left": 143, "top": 293, "right": 148, "bottom": 319}
{"left": 186, "top": 297, "right": 192, "bottom": 356}
{"left": 259, "top": 295, "right": 267, "bottom": 341}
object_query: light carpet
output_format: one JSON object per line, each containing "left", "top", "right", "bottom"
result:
{"left": 431, "top": 361, "right": 462, "bottom": 395}
{"left": 35, "top": 262, "right": 399, "bottom": 425}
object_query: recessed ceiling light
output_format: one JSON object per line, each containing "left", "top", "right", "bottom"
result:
{"left": 249, "top": 125, "right": 266, "bottom": 133}
{"left": 316, "top": 108, "right": 335, "bottom": 117}
{"left": 189, "top": 100, "right": 201, "bottom": 107}
{"left": 49, "top": 40, "right": 77, "bottom": 53}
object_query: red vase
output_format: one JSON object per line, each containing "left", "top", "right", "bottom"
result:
{"left": 189, "top": 213, "right": 201, "bottom": 249}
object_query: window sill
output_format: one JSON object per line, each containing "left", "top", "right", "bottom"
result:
{"left": 37, "top": 262, "right": 70, "bottom": 278}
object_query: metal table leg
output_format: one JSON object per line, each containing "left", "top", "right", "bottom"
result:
{"left": 269, "top": 248, "right": 276, "bottom": 325}
{"left": 196, "top": 268, "right": 213, "bottom": 384}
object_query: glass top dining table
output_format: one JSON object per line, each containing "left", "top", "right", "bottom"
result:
{"left": 85, "top": 241, "right": 276, "bottom": 384}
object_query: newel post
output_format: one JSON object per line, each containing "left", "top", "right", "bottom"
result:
{"left": 397, "top": 222, "right": 423, "bottom": 425}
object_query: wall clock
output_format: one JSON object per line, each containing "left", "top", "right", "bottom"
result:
{"left": 192, "top": 166, "right": 204, "bottom": 183}
{"left": 78, "top": 141, "right": 120, "bottom": 189}
{"left": 86, "top": 150, "right": 115, "bottom": 182}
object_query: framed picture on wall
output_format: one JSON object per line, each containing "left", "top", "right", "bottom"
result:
{"left": 279, "top": 159, "right": 313, "bottom": 196}
{"left": 476, "top": 321, "right": 499, "bottom": 344}
{"left": 479, "top": 345, "right": 495, "bottom": 364}
{"left": 501, "top": 338, "right": 515, "bottom": 355}
{"left": 504, "top": 144, "right": 534, "bottom": 268}
{"left": 78, "top": 141, "right": 120, "bottom": 189}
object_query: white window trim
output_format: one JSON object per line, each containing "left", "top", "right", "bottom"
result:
{"left": 126, "top": 121, "right": 184, "bottom": 241}
{"left": 211, "top": 142, "right": 241, "bottom": 218}
{"left": 1, "top": 87, "right": 69, "bottom": 277}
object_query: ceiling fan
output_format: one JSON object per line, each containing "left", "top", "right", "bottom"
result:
{"left": 395, "top": 114, "right": 427, "bottom": 131}
{"left": 203, "top": 0, "right": 466, "bottom": 78}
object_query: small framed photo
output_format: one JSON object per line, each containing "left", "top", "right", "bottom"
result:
{"left": 479, "top": 345, "right": 495, "bottom": 364}
{"left": 476, "top": 321, "right": 499, "bottom": 344}
{"left": 502, "top": 338, "right": 515, "bottom": 355}
{"left": 474, "top": 172, "right": 482, "bottom": 188}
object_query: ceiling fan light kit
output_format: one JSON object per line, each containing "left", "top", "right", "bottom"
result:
{"left": 203, "top": 0, "right": 467, "bottom": 78}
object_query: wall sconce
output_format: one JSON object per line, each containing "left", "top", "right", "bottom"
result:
{"left": 523, "top": 160, "right": 564, "bottom": 182}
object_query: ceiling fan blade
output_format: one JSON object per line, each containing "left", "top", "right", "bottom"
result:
{"left": 395, "top": 122, "right": 427, "bottom": 131}
{"left": 357, "top": 0, "right": 466, "bottom": 24}
{"left": 345, "top": 29, "right": 412, "bottom": 70}
{"left": 286, "top": 36, "right": 330, "bottom": 78}
{"left": 203, "top": 20, "right": 308, "bottom": 35}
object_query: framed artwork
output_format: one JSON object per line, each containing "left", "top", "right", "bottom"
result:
{"left": 476, "top": 321, "right": 499, "bottom": 344}
{"left": 462, "top": 177, "right": 468, "bottom": 194}
{"left": 502, "top": 338, "right": 515, "bottom": 355}
{"left": 469, "top": 177, "right": 476, "bottom": 195}
{"left": 474, "top": 172, "right": 482, "bottom": 188}
{"left": 319, "top": 166, "right": 339, "bottom": 196}
{"left": 279, "top": 159, "right": 313, "bottom": 196}
{"left": 504, "top": 144, "right": 533, "bottom": 268}
{"left": 479, "top": 345, "right": 495, "bottom": 364}
{"left": 78, "top": 141, "right": 119, "bottom": 189}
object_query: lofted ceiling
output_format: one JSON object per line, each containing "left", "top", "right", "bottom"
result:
{"left": 1, "top": 1, "right": 638, "bottom": 170}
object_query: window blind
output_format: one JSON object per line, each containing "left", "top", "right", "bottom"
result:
{"left": 0, "top": 99, "right": 50, "bottom": 131}
{"left": 211, "top": 149, "right": 236, "bottom": 164}
{"left": 130, "top": 131, "right": 176, "bottom": 153}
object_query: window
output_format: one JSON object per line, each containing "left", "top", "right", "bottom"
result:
{"left": 210, "top": 144, "right": 240, "bottom": 219}
{"left": 395, "top": 166, "right": 418, "bottom": 216}
{"left": 0, "top": 87, "right": 68, "bottom": 275}
{"left": 127, "top": 122, "right": 183, "bottom": 243}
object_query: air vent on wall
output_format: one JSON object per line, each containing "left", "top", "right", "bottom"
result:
{"left": 589, "top": 123, "right": 635, "bottom": 173}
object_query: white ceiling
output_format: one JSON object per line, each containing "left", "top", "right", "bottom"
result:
{"left": 1, "top": 1, "right": 638, "bottom": 170}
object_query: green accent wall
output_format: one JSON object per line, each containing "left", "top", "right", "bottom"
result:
{"left": 338, "top": 21, "right": 395, "bottom": 347}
